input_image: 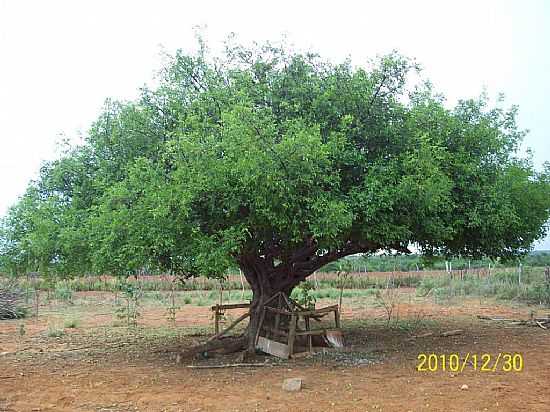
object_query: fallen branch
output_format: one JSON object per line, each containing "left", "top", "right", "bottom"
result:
{"left": 407, "top": 330, "right": 463, "bottom": 341}
{"left": 477, "top": 315, "right": 550, "bottom": 328}
{"left": 186, "top": 363, "right": 269, "bottom": 369}
{"left": 536, "top": 321, "right": 548, "bottom": 330}
{"left": 176, "top": 336, "right": 247, "bottom": 364}
{"left": 440, "top": 329, "right": 463, "bottom": 337}
{"left": 477, "top": 315, "right": 526, "bottom": 322}
{"left": 406, "top": 332, "right": 434, "bottom": 341}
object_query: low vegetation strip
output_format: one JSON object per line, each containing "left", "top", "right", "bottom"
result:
{"left": 417, "top": 267, "right": 550, "bottom": 305}
{"left": 2, "top": 266, "right": 549, "bottom": 307}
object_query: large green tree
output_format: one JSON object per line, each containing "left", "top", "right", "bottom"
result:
{"left": 1, "top": 39, "right": 550, "bottom": 349}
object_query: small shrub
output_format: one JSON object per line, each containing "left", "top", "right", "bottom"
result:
{"left": 183, "top": 296, "right": 192, "bottom": 305}
{"left": 148, "top": 291, "right": 166, "bottom": 303}
{"left": 291, "top": 281, "right": 317, "bottom": 309}
{"left": 63, "top": 318, "right": 80, "bottom": 328}
{"left": 54, "top": 283, "right": 73, "bottom": 303}
{"left": 47, "top": 324, "right": 65, "bottom": 338}
{"left": 165, "top": 290, "right": 180, "bottom": 324}
{"left": 114, "top": 280, "right": 142, "bottom": 327}
{"left": 374, "top": 285, "right": 400, "bottom": 325}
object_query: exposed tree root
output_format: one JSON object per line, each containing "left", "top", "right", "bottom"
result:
{"left": 176, "top": 336, "right": 247, "bottom": 364}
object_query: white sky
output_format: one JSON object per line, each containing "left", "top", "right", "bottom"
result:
{"left": 1, "top": 0, "right": 549, "bottom": 249}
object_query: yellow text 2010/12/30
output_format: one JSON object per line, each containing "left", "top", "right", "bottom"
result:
{"left": 416, "top": 353, "right": 523, "bottom": 372}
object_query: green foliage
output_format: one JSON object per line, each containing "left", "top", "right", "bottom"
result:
{"left": 291, "top": 281, "right": 317, "bottom": 308}
{"left": 1, "top": 35, "right": 549, "bottom": 288}
{"left": 196, "top": 298, "right": 208, "bottom": 306}
{"left": 165, "top": 290, "right": 180, "bottom": 324}
{"left": 310, "top": 288, "right": 376, "bottom": 300}
{"left": 53, "top": 282, "right": 73, "bottom": 303}
{"left": 63, "top": 317, "right": 80, "bottom": 328}
{"left": 46, "top": 323, "right": 65, "bottom": 338}
{"left": 114, "top": 280, "right": 142, "bottom": 327}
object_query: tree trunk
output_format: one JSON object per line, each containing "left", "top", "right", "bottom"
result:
{"left": 239, "top": 257, "right": 299, "bottom": 353}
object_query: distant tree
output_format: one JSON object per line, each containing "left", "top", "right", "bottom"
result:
{"left": 1, "top": 37, "right": 549, "bottom": 350}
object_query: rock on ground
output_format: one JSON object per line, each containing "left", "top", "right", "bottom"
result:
{"left": 282, "top": 378, "right": 303, "bottom": 392}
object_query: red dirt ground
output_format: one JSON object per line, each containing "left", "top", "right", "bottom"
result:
{"left": 0, "top": 291, "right": 549, "bottom": 411}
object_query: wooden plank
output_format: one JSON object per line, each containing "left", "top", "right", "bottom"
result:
{"left": 288, "top": 314, "right": 297, "bottom": 357}
{"left": 254, "top": 307, "right": 267, "bottom": 345}
{"left": 265, "top": 307, "right": 293, "bottom": 316}
{"left": 208, "top": 312, "right": 250, "bottom": 342}
{"left": 297, "top": 305, "right": 339, "bottom": 316}
{"left": 274, "top": 311, "right": 281, "bottom": 334}
{"left": 293, "top": 301, "right": 324, "bottom": 321}
{"left": 295, "top": 329, "right": 327, "bottom": 336}
{"left": 262, "top": 325, "right": 289, "bottom": 337}
{"left": 210, "top": 303, "right": 250, "bottom": 311}
{"left": 264, "top": 305, "right": 339, "bottom": 317}
{"left": 295, "top": 328, "right": 341, "bottom": 336}
{"left": 273, "top": 294, "right": 282, "bottom": 334}
{"left": 256, "top": 336, "right": 290, "bottom": 359}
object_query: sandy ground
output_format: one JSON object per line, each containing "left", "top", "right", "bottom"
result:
{"left": 0, "top": 291, "right": 549, "bottom": 412}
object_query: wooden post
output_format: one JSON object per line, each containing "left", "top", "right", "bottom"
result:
{"left": 304, "top": 316, "right": 312, "bottom": 352}
{"left": 334, "top": 308, "right": 341, "bottom": 329}
{"left": 270, "top": 294, "right": 282, "bottom": 339}
{"left": 288, "top": 314, "right": 297, "bottom": 357}
{"left": 214, "top": 306, "right": 220, "bottom": 335}
{"left": 239, "top": 269, "right": 245, "bottom": 300}
{"left": 274, "top": 311, "right": 281, "bottom": 337}
{"left": 254, "top": 307, "right": 267, "bottom": 346}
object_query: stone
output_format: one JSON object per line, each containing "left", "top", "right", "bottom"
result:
{"left": 460, "top": 384, "right": 469, "bottom": 390}
{"left": 282, "top": 377, "right": 303, "bottom": 392}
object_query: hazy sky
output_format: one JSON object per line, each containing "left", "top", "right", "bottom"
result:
{"left": 1, "top": 0, "right": 549, "bottom": 248}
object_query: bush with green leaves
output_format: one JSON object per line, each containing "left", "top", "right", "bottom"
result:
{"left": 46, "top": 323, "right": 65, "bottom": 338}
{"left": 114, "top": 280, "right": 142, "bottom": 327}
{"left": 291, "top": 281, "right": 317, "bottom": 309}
{"left": 53, "top": 282, "right": 73, "bottom": 303}
{"left": 63, "top": 317, "right": 80, "bottom": 328}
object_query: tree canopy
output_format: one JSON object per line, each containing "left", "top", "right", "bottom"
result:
{"left": 1, "top": 38, "right": 550, "bottom": 337}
